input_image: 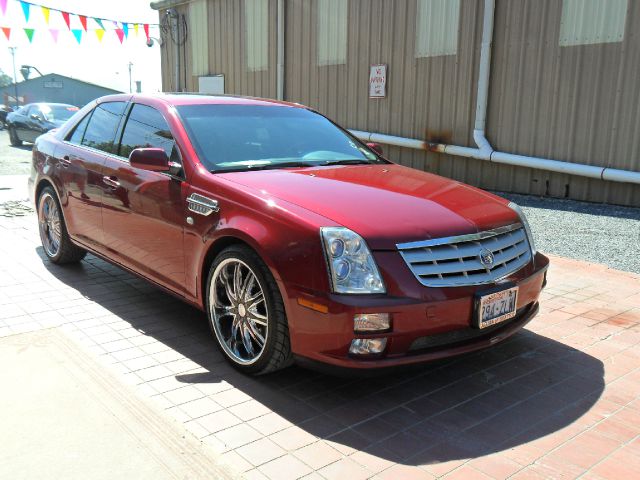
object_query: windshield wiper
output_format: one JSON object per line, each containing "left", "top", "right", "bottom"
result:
{"left": 321, "top": 159, "right": 374, "bottom": 166}
{"left": 212, "top": 161, "right": 313, "bottom": 173}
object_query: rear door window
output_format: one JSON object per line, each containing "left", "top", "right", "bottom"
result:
{"left": 67, "top": 113, "right": 91, "bottom": 145}
{"left": 118, "top": 104, "right": 179, "bottom": 162}
{"left": 81, "top": 101, "right": 127, "bottom": 154}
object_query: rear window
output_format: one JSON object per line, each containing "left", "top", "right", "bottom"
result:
{"left": 41, "top": 105, "right": 79, "bottom": 122}
{"left": 81, "top": 102, "right": 127, "bottom": 154}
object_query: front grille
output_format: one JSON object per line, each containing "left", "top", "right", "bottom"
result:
{"left": 397, "top": 224, "right": 532, "bottom": 287}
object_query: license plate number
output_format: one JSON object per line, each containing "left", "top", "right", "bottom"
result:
{"left": 477, "top": 286, "right": 518, "bottom": 329}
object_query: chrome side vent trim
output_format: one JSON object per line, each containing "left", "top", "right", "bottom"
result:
{"left": 397, "top": 224, "right": 532, "bottom": 287}
{"left": 187, "top": 193, "right": 219, "bottom": 216}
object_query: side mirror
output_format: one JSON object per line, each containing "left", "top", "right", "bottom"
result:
{"left": 366, "top": 142, "right": 384, "bottom": 156}
{"left": 30, "top": 113, "right": 42, "bottom": 121}
{"left": 129, "top": 147, "right": 170, "bottom": 172}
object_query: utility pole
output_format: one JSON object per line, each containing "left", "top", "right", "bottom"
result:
{"left": 9, "top": 47, "right": 19, "bottom": 106}
{"left": 128, "top": 62, "right": 133, "bottom": 93}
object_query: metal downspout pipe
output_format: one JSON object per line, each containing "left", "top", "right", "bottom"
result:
{"left": 276, "top": 0, "right": 285, "bottom": 100}
{"left": 349, "top": 0, "right": 640, "bottom": 186}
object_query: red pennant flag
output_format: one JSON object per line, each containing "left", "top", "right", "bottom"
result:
{"left": 115, "top": 28, "right": 124, "bottom": 44}
{"left": 143, "top": 23, "right": 149, "bottom": 40}
{"left": 79, "top": 15, "right": 87, "bottom": 31}
{"left": 1, "top": 27, "right": 10, "bottom": 41}
{"left": 61, "top": 11, "right": 70, "bottom": 30}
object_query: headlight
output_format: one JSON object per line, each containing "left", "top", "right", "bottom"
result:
{"left": 508, "top": 202, "right": 536, "bottom": 255}
{"left": 321, "top": 227, "right": 385, "bottom": 294}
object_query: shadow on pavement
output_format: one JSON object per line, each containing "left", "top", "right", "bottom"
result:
{"left": 37, "top": 247, "right": 605, "bottom": 466}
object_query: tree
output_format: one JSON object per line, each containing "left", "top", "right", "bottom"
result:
{"left": 0, "top": 69, "right": 13, "bottom": 88}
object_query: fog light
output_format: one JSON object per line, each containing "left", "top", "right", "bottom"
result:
{"left": 354, "top": 313, "right": 391, "bottom": 332}
{"left": 349, "top": 338, "right": 387, "bottom": 355}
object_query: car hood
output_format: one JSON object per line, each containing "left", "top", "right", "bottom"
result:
{"left": 219, "top": 163, "right": 519, "bottom": 250}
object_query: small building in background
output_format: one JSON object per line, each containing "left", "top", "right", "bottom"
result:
{"left": 0, "top": 73, "right": 122, "bottom": 108}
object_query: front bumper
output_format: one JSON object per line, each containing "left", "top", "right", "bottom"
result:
{"left": 285, "top": 252, "right": 549, "bottom": 370}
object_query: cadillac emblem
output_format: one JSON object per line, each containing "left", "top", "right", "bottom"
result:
{"left": 479, "top": 248, "right": 495, "bottom": 267}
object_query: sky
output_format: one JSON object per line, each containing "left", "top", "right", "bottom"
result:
{"left": 0, "top": 0, "right": 162, "bottom": 93}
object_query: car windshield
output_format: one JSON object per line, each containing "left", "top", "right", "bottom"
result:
{"left": 176, "top": 104, "right": 383, "bottom": 172}
{"left": 41, "top": 105, "right": 79, "bottom": 122}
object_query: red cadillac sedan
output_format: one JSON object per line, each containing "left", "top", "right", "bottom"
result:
{"left": 29, "top": 94, "right": 548, "bottom": 375}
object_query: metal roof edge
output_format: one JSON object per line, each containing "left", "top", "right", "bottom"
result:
{"left": 150, "top": 0, "right": 191, "bottom": 10}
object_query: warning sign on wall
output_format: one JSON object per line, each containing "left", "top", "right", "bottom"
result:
{"left": 369, "top": 64, "right": 387, "bottom": 98}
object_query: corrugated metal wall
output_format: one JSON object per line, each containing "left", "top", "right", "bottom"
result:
{"left": 157, "top": 0, "right": 640, "bottom": 206}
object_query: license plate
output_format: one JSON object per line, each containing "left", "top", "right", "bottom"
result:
{"left": 476, "top": 286, "right": 519, "bottom": 329}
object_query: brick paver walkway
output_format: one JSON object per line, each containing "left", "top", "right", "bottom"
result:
{"left": 1, "top": 211, "right": 639, "bottom": 479}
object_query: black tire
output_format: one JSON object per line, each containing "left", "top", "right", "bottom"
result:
{"left": 37, "top": 186, "right": 87, "bottom": 264}
{"left": 9, "top": 126, "right": 22, "bottom": 146}
{"left": 205, "top": 244, "right": 293, "bottom": 375}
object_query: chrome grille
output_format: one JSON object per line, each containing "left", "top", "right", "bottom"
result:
{"left": 397, "top": 224, "right": 532, "bottom": 287}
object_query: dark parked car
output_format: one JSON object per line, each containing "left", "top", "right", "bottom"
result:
{"left": 7, "top": 102, "right": 78, "bottom": 145}
{"left": 29, "top": 94, "right": 548, "bottom": 375}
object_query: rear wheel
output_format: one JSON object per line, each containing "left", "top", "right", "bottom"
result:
{"left": 37, "top": 186, "right": 86, "bottom": 264}
{"left": 205, "top": 245, "right": 293, "bottom": 375}
{"left": 8, "top": 126, "right": 22, "bottom": 146}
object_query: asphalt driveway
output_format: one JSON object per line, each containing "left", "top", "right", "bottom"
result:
{"left": 0, "top": 129, "right": 32, "bottom": 176}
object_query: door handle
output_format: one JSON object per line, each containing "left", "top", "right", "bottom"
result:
{"left": 60, "top": 155, "right": 71, "bottom": 168}
{"left": 102, "top": 176, "right": 120, "bottom": 188}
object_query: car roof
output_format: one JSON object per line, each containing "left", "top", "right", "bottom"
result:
{"left": 96, "top": 93, "right": 306, "bottom": 109}
{"left": 26, "top": 102, "right": 77, "bottom": 108}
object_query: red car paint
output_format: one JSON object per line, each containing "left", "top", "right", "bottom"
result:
{"left": 29, "top": 94, "right": 549, "bottom": 370}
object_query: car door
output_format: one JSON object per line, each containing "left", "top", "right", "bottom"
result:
{"left": 24, "top": 105, "right": 46, "bottom": 142}
{"left": 101, "top": 103, "right": 187, "bottom": 294}
{"left": 55, "top": 101, "right": 128, "bottom": 251}
{"left": 14, "top": 105, "right": 32, "bottom": 139}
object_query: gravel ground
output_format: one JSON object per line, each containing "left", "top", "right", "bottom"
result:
{"left": 501, "top": 192, "right": 640, "bottom": 274}
{"left": 0, "top": 129, "right": 32, "bottom": 175}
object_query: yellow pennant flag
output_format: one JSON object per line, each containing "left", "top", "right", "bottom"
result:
{"left": 133, "top": 23, "right": 139, "bottom": 36}
{"left": 41, "top": 6, "right": 50, "bottom": 24}
{"left": 95, "top": 29, "right": 105, "bottom": 42}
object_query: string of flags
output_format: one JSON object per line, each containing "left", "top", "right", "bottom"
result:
{"left": 0, "top": 0, "right": 157, "bottom": 44}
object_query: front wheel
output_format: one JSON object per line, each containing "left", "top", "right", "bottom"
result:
{"left": 205, "top": 245, "right": 293, "bottom": 375}
{"left": 37, "top": 186, "right": 86, "bottom": 264}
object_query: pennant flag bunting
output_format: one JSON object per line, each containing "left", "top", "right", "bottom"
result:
{"left": 71, "top": 28, "right": 82, "bottom": 44}
{"left": 23, "top": 27, "right": 34, "bottom": 42}
{"left": 0, "top": 3, "right": 159, "bottom": 46}
{"left": 20, "top": 1, "right": 30, "bottom": 22}
{"left": 61, "top": 11, "right": 70, "bottom": 30}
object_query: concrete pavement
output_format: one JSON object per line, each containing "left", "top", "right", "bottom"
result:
{"left": 0, "top": 329, "right": 237, "bottom": 480}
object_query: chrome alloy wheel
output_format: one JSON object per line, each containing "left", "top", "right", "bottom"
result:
{"left": 38, "top": 192, "right": 62, "bottom": 258}
{"left": 209, "top": 258, "right": 269, "bottom": 365}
